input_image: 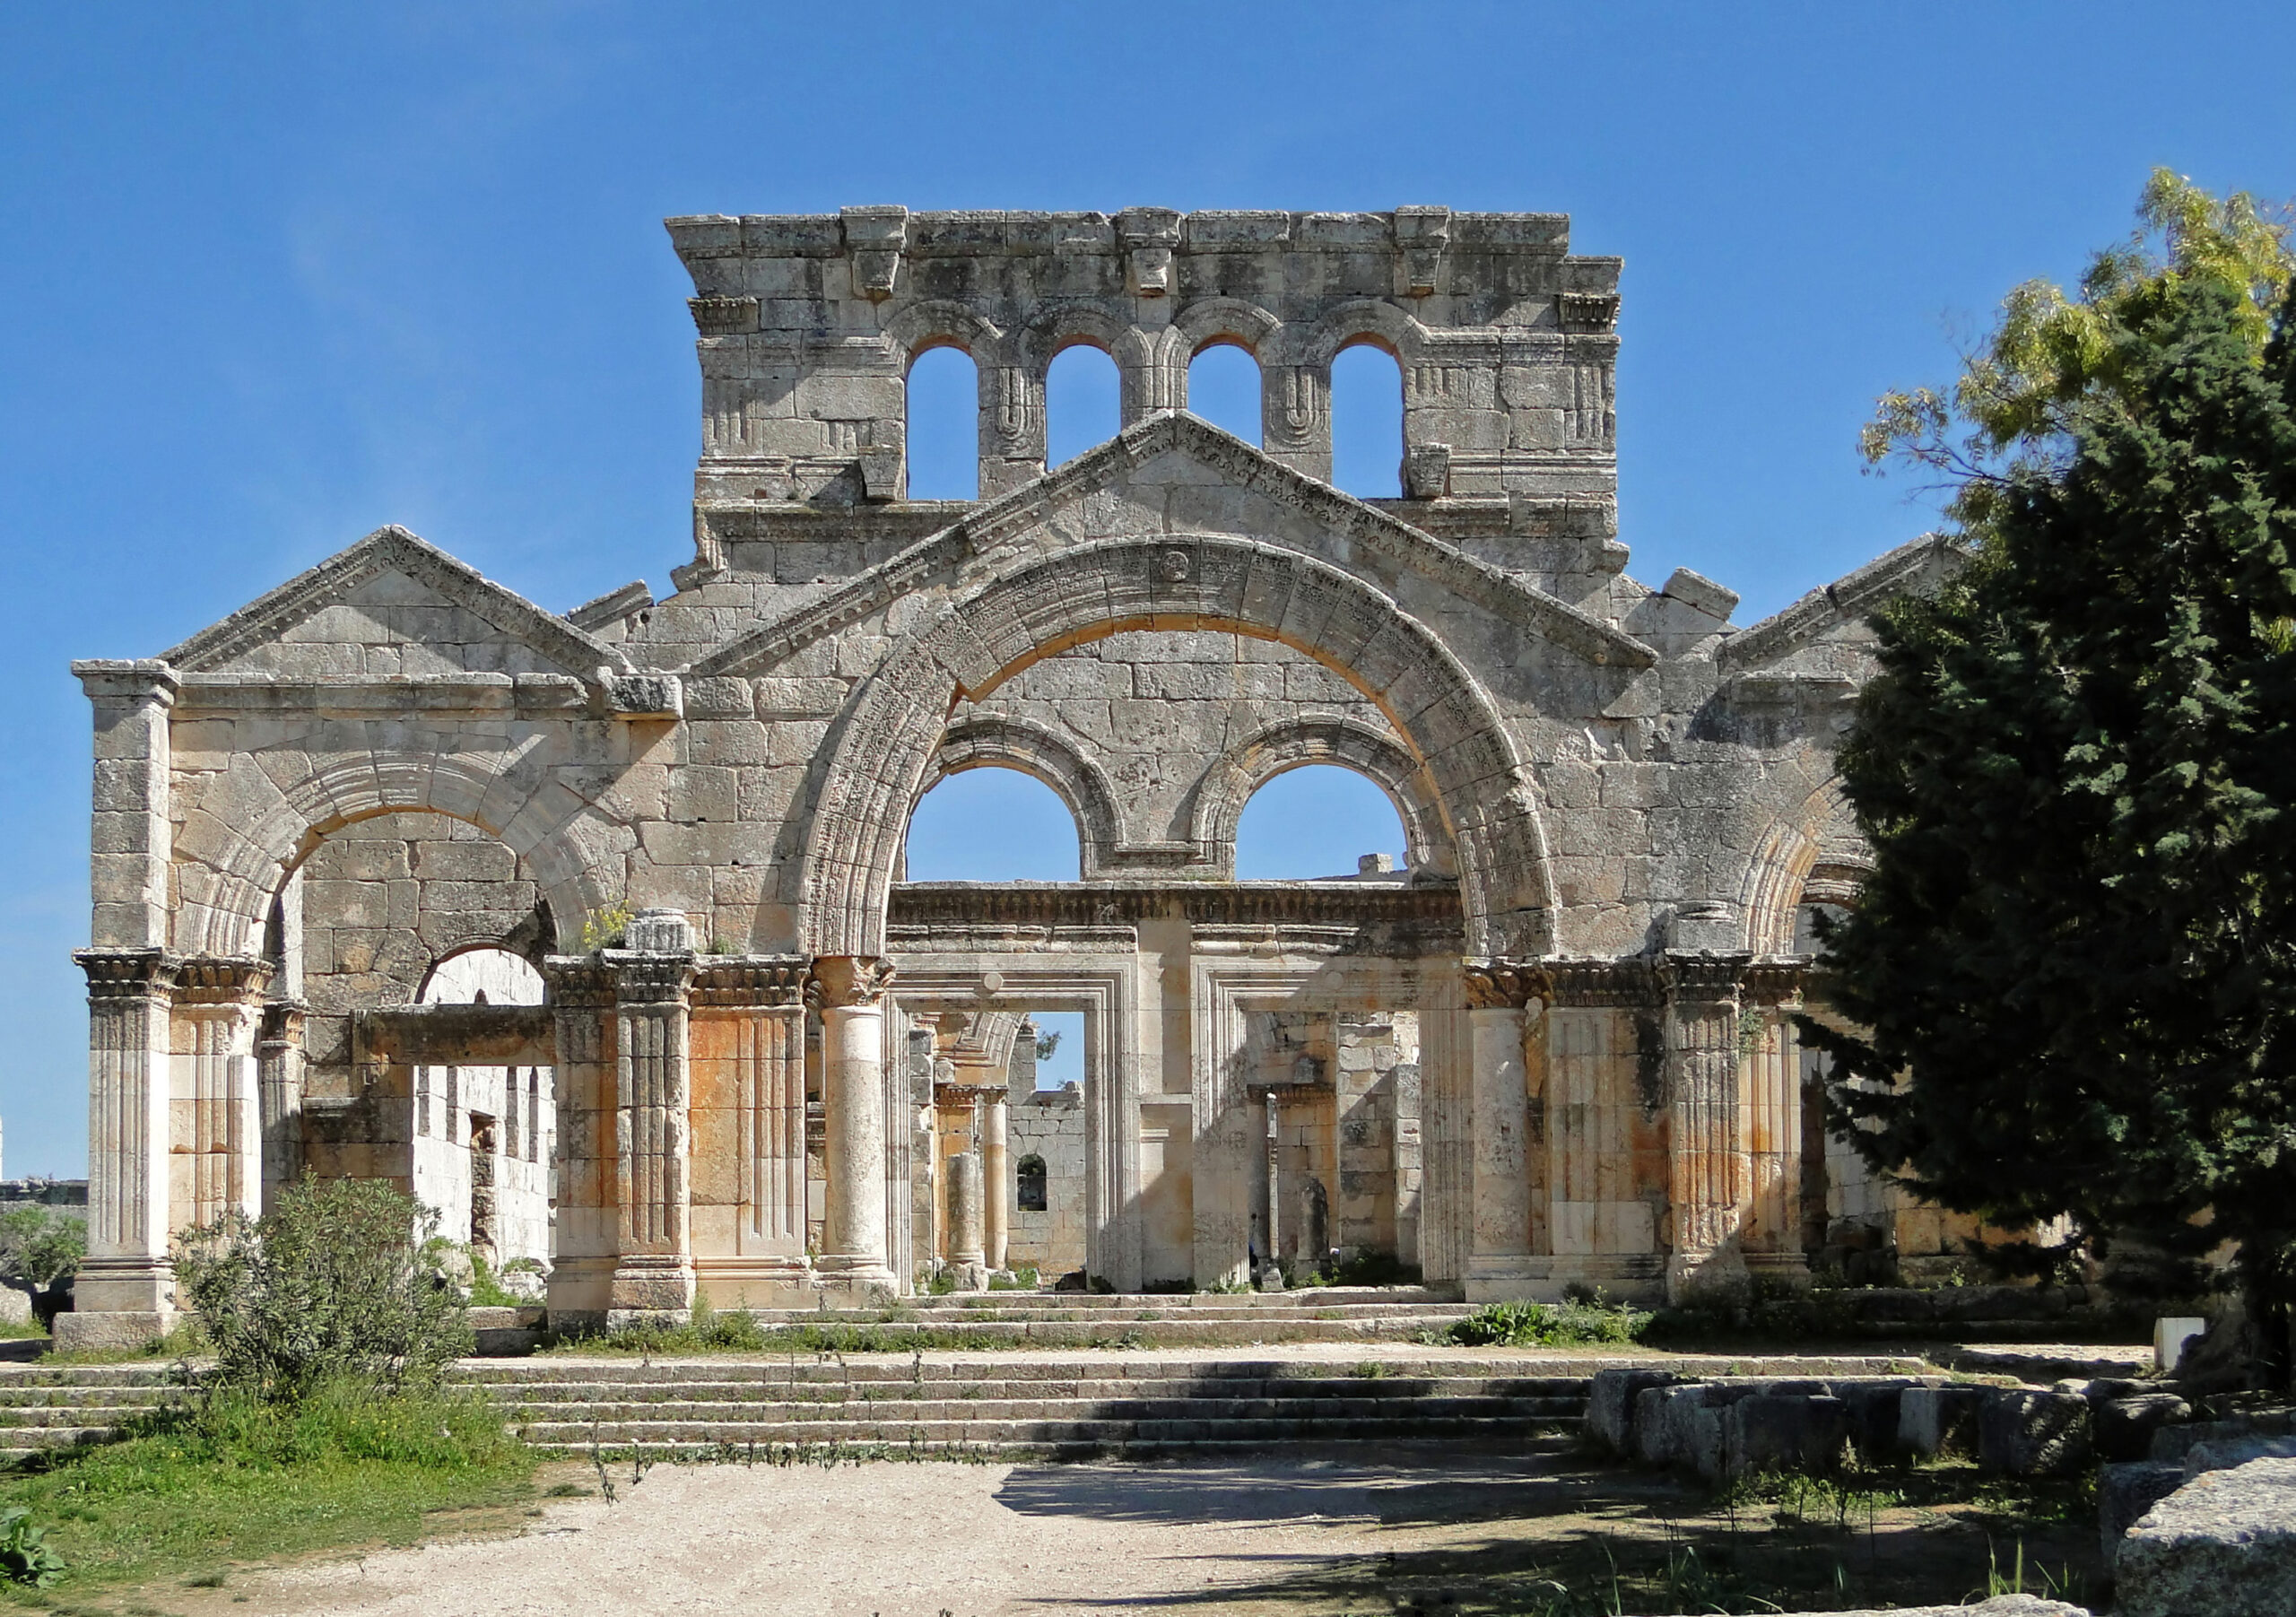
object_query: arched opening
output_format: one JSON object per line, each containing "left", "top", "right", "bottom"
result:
{"left": 1235, "top": 765, "right": 1410, "bottom": 881}
{"left": 409, "top": 943, "right": 555, "bottom": 1274}
{"left": 903, "top": 765, "right": 1083, "bottom": 882}
{"left": 905, "top": 345, "right": 978, "bottom": 500}
{"left": 1186, "top": 342, "right": 1262, "bottom": 445}
{"left": 1045, "top": 343, "right": 1120, "bottom": 466}
{"left": 1015, "top": 1153, "right": 1048, "bottom": 1213}
{"left": 1330, "top": 343, "right": 1404, "bottom": 498}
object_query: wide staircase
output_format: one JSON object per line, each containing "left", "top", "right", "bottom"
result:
{"left": 726, "top": 1286, "right": 1483, "bottom": 1347}
{"left": 465, "top": 1355, "right": 1593, "bottom": 1459}
{"left": 0, "top": 1355, "right": 1589, "bottom": 1464}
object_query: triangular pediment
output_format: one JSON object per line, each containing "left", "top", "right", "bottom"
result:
{"left": 692, "top": 413, "right": 1653, "bottom": 679}
{"left": 1717, "top": 534, "right": 1963, "bottom": 677}
{"left": 166, "top": 525, "right": 627, "bottom": 679}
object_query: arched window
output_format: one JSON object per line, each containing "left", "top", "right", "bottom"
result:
{"left": 1235, "top": 765, "right": 1409, "bottom": 880}
{"left": 904, "top": 766, "right": 1083, "bottom": 882}
{"left": 1046, "top": 343, "right": 1120, "bottom": 466}
{"left": 1187, "top": 342, "right": 1262, "bottom": 445}
{"left": 906, "top": 345, "right": 978, "bottom": 500}
{"left": 1330, "top": 343, "right": 1404, "bottom": 498}
{"left": 1016, "top": 1153, "right": 1048, "bottom": 1213}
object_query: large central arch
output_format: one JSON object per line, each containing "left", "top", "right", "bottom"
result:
{"left": 797, "top": 535, "right": 1558, "bottom": 959}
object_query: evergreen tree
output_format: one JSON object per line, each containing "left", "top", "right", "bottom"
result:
{"left": 1806, "top": 178, "right": 2296, "bottom": 1352}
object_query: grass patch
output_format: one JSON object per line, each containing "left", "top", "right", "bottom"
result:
{"left": 0, "top": 1384, "right": 533, "bottom": 1600}
{"left": 1432, "top": 1298, "right": 1652, "bottom": 1348}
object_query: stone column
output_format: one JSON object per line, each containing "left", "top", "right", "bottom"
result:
{"left": 606, "top": 909, "right": 699, "bottom": 1322}
{"left": 981, "top": 1093, "right": 1010, "bottom": 1274}
{"left": 256, "top": 1002, "right": 305, "bottom": 1213}
{"left": 61, "top": 948, "right": 178, "bottom": 1349}
{"left": 1662, "top": 953, "right": 1752, "bottom": 1303}
{"left": 1462, "top": 962, "right": 1546, "bottom": 1302}
{"left": 946, "top": 1150, "right": 987, "bottom": 1291}
{"left": 171, "top": 958, "right": 273, "bottom": 1230}
{"left": 808, "top": 955, "right": 896, "bottom": 1294}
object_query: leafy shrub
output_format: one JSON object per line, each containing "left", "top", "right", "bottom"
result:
{"left": 1442, "top": 1298, "right": 1651, "bottom": 1347}
{"left": 172, "top": 1178, "right": 473, "bottom": 1402}
{"left": 0, "top": 1207, "right": 85, "bottom": 1290}
{"left": 0, "top": 1507, "right": 62, "bottom": 1587}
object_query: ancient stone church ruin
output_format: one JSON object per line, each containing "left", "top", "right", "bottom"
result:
{"left": 61, "top": 204, "right": 1974, "bottom": 1345}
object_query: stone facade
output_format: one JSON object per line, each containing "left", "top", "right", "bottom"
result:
{"left": 61, "top": 205, "right": 1956, "bottom": 1343}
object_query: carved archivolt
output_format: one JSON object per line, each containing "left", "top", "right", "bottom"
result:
{"left": 1187, "top": 716, "right": 1454, "bottom": 878}
{"left": 796, "top": 534, "right": 1558, "bottom": 961}
{"left": 1739, "top": 775, "right": 1871, "bottom": 955}
{"left": 923, "top": 715, "right": 1124, "bottom": 876}
{"left": 170, "top": 741, "right": 617, "bottom": 961}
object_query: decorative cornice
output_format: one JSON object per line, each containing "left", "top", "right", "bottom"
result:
{"left": 1657, "top": 951, "right": 1754, "bottom": 1002}
{"left": 1462, "top": 960, "right": 1551, "bottom": 1010}
{"left": 690, "top": 413, "right": 1653, "bottom": 680}
{"left": 1542, "top": 956, "right": 1659, "bottom": 1008}
{"left": 603, "top": 951, "right": 698, "bottom": 1008}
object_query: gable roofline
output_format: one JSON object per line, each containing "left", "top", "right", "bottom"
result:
{"left": 691, "top": 413, "right": 1655, "bottom": 681}
{"left": 1717, "top": 533, "right": 1965, "bottom": 672}
{"left": 164, "top": 525, "right": 631, "bottom": 677}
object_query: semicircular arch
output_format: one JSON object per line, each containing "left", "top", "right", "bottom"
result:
{"left": 1740, "top": 776, "right": 1870, "bottom": 955}
{"left": 888, "top": 300, "right": 1005, "bottom": 367}
{"left": 1174, "top": 297, "right": 1283, "bottom": 357}
{"left": 796, "top": 535, "right": 1555, "bottom": 958}
{"left": 922, "top": 714, "right": 1122, "bottom": 876}
{"left": 1190, "top": 717, "right": 1452, "bottom": 879}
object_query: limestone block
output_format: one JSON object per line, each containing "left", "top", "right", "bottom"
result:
{"left": 0, "top": 1286, "right": 33, "bottom": 1327}
{"left": 2096, "top": 1393, "right": 2192, "bottom": 1463}
{"left": 1979, "top": 1389, "right": 2092, "bottom": 1477}
{"left": 1722, "top": 1394, "right": 1850, "bottom": 1482}
{"left": 2100, "top": 1461, "right": 2184, "bottom": 1572}
{"left": 1587, "top": 1369, "right": 1680, "bottom": 1456}
{"left": 2117, "top": 1457, "right": 2296, "bottom": 1617}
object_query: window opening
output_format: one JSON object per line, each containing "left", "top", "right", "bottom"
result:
{"left": 1330, "top": 343, "right": 1404, "bottom": 497}
{"left": 904, "top": 766, "right": 1082, "bottom": 882}
{"left": 1016, "top": 1154, "right": 1048, "bottom": 1213}
{"left": 1045, "top": 343, "right": 1120, "bottom": 466}
{"left": 1187, "top": 342, "right": 1262, "bottom": 445}
{"left": 1235, "top": 765, "right": 1408, "bottom": 880}
{"left": 906, "top": 345, "right": 978, "bottom": 500}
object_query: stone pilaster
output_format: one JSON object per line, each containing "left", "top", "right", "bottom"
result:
{"left": 58, "top": 948, "right": 178, "bottom": 1349}
{"left": 1461, "top": 961, "right": 1548, "bottom": 1301}
{"left": 604, "top": 911, "right": 699, "bottom": 1321}
{"left": 688, "top": 959, "right": 808, "bottom": 1297}
{"left": 807, "top": 955, "right": 897, "bottom": 1296}
{"left": 171, "top": 958, "right": 273, "bottom": 1231}
{"left": 1661, "top": 952, "right": 1752, "bottom": 1302}
{"left": 256, "top": 1001, "right": 306, "bottom": 1213}
{"left": 543, "top": 956, "right": 617, "bottom": 1326}
{"left": 72, "top": 660, "right": 176, "bottom": 950}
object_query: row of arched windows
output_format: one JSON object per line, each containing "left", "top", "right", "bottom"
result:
{"left": 906, "top": 343, "right": 1405, "bottom": 501}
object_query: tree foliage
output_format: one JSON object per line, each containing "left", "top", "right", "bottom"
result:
{"left": 173, "top": 1178, "right": 472, "bottom": 1403}
{"left": 0, "top": 1209, "right": 84, "bottom": 1291}
{"left": 1807, "top": 176, "right": 2296, "bottom": 1333}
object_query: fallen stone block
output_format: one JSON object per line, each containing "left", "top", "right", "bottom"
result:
{"left": 2180, "top": 1433, "right": 2296, "bottom": 1479}
{"left": 1632, "top": 1384, "right": 1692, "bottom": 1467}
{"left": 2151, "top": 1412, "right": 2296, "bottom": 1465}
{"left": 1810, "top": 1601, "right": 2086, "bottom": 1617}
{"left": 1837, "top": 1378, "right": 1917, "bottom": 1461}
{"left": 1979, "top": 1388, "right": 2092, "bottom": 1476}
{"left": 1899, "top": 1383, "right": 1984, "bottom": 1456}
{"left": 2098, "top": 1460, "right": 2182, "bottom": 1570}
{"left": 1585, "top": 1369, "right": 1679, "bottom": 1457}
{"left": 2094, "top": 1392, "right": 2190, "bottom": 1462}
{"left": 2117, "top": 1456, "right": 2296, "bottom": 1617}
{"left": 1721, "top": 1393, "right": 1849, "bottom": 1481}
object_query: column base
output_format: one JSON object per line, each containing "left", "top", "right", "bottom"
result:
{"left": 52, "top": 1308, "right": 173, "bottom": 1352}
{"left": 1666, "top": 1245, "right": 1752, "bottom": 1306}
{"left": 1462, "top": 1254, "right": 1540, "bottom": 1303}
{"left": 694, "top": 1256, "right": 813, "bottom": 1311}
{"left": 813, "top": 1254, "right": 897, "bottom": 1305}
{"left": 608, "top": 1256, "right": 696, "bottom": 1320}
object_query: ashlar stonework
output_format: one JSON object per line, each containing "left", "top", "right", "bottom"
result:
{"left": 63, "top": 205, "right": 1974, "bottom": 1343}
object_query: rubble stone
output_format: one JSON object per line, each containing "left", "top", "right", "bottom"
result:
{"left": 2117, "top": 1456, "right": 2296, "bottom": 1617}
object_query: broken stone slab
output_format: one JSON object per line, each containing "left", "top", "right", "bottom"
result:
{"left": 2116, "top": 1456, "right": 2296, "bottom": 1617}
{"left": 2094, "top": 1392, "right": 2191, "bottom": 1462}
{"left": 1585, "top": 1368, "right": 1680, "bottom": 1456}
{"left": 2150, "top": 1410, "right": 2296, "bottom": 1465}
{"left": 1721, "top": 1393, "right": 1849, "bottom": 1481}
{"left": 1978, "top": 1388, "right": 2092, "bottom": 1476}
{"left": 2179, "top": 1433, "right": 2296, "bottom": 1479}
{"left": 2099, "top": 1460, "right": 2183, "bottom": 1571}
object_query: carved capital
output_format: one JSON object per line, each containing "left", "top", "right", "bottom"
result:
{"left": 690, "top": 957, "right": 807, "bottom": 1008}
{"left": 1559, "top": 291, "right": 1621, "bottom": 333}
{"left": 172, "top": 955, "right": 274, "bottom": 1007}
{"left": 71, "top": 658, "right": 179, "bottom": 708}
{"left": 1544, "top": 956, "right": 1659, "bottom": 1008}
{"left": 1658, "top": 951, "right": 1753, "bottom": 1004}
{"left": 1461, "top": 959, "right": 1550, "bottom": 1012}
{"left": 542, "top": 957, "right": 617, "bottom": 1011}
{"left": 805, "top": 955, "right": 895, "bottom": 1011}
{"left": 687, "top": 294, "right": 759, "bottom": 336}
{"left": 1742, "top": 960, "right": 1809, "bottom": 1007}
{"left": 75, "top": 947, "right": 178, "bottom": 1004}
{"left": 605, "top": 952, "right": 697, "bottom": 1009}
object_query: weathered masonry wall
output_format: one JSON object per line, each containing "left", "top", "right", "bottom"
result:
{"left": 61, "top": 204, "right": 1963, "bottom": 1347}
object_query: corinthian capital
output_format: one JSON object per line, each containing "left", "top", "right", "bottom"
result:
{"left": 805, "top": 955, "right": 895, "bottom": 1011}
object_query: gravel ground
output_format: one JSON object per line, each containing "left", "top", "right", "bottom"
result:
{"left": 196, "top": 1456, "right": 1570, "bottom": 1617}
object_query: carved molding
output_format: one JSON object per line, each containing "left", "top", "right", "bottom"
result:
{"left": 172, "top": 956, "right": 274, "bottom": 1007}
{"left": 1462, "top": 960, "right": 1551, "bottom": 1011}
{"left": 805, "top": 955, "right": 896, "bottom": 1011}
{"left": 690, "top": 958, "right": 808, "bottom": 1008}
{"left": 75, "top": 947, "right": 178, "bottom": 1003}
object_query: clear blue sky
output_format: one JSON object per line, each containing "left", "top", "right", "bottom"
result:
{"left": 4, "top": 3, "right": 2291, "bottom": 1172}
